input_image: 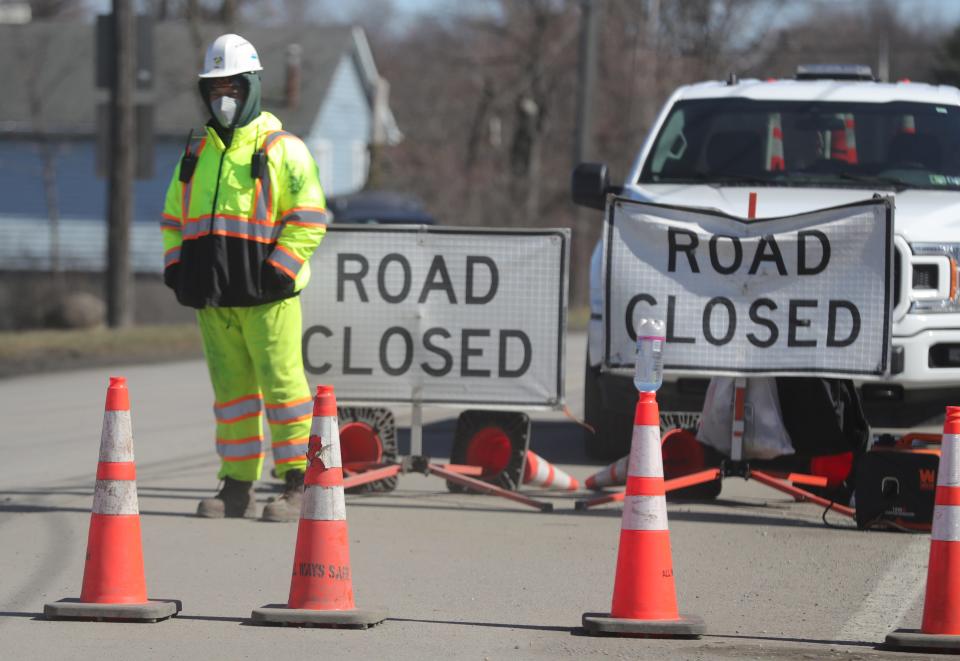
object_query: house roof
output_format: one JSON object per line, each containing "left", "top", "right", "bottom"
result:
{"left": 0, "top": 20, "right": 401, "bottom": 141}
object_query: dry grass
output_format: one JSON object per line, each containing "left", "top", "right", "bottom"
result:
{"left": 0, "top": 324, "right": 204, "bottom": 378}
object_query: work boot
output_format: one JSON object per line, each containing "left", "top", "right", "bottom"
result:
{"left": 261, "top": 469, "right": 305, "bottom": 522}
{"left": 196, "top": 477, "right": 257, "bottom": 518}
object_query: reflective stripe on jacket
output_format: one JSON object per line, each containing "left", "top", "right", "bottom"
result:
{"left": 160, "top": 112, "right": 327, "bottom": 308}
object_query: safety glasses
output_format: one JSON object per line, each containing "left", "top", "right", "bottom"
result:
{"left": 208, "top": 76, "right": 244, "bottom": 98}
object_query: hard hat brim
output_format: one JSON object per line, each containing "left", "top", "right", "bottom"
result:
{"left": 198, "top": 64, "right": 263, "bottom": 79}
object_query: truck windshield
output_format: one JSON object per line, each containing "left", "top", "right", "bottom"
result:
{"left": 639, "top": 98, "right": 960, "bottom": 191}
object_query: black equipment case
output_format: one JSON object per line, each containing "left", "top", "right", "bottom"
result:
{"left": 854, "top": 433, "right": 940, "bottom": 531}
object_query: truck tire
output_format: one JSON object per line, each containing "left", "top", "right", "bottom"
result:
{"left": 583, "top": 359, "right": 633, "bottom": 460}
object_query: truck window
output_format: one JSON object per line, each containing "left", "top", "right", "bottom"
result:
{"left": 639, "top": 99, "right": 960, "bottom": 191}
{"left": 650, "top": 110, "right": 687, "bottom": 173}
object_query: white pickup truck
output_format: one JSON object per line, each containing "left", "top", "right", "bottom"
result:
{"left": 574, "top": 64, "right": 960, "bottom": 459}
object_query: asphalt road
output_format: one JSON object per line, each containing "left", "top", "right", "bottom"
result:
{"left": 0, "top": 332, "right": 938, "bottom": 660}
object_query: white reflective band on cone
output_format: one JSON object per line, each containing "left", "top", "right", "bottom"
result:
{"left": 531, "top": 457, "right": 551, "bottom": 484}
{"left": 301, "top": 485, "right": 346, "bottom": 521}
{"left": 99, "top": 412, "right": 135, "bottom": 462}
{"left": 939, "top": 434, "right": 960, "bottom": 487}
{"left": 553, "top": 471, "right": 576, "bottom": 489}
{"left": 627, "top": 425, "right": 663, "bottom": 478}
{"left": 932, "top": 505, "right": 960, "bottom": 542}
{"left": 607, "top": 456, "right": 629, "bottom": 483}
{"left": 592, "top": 457, "right": 628, "bottom": 487}
{"left": 621, "top": 494, "right": 668, "bottom": 531}
{"left": 92, "top": 480, "right": 139, "bottom": 515}
{"left": 309, "top": 416, "right": 343, "bottom": 469}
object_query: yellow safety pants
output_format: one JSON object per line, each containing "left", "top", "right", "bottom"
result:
{"left": 197, "top": 297, "right": 311, "bottom": 482}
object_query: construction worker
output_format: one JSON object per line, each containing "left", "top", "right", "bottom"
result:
{"left": 160, "top": 34, "right": 327, "bottom": 522}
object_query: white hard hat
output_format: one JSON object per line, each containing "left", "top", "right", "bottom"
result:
{"left": 199, "top": 33, "right": 263, "bottom": 78}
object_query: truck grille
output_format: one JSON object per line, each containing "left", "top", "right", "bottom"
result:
{"left": 913, "top": 263, "right": 938, "bottom": 289}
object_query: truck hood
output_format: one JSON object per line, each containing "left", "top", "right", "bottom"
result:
{"left": 625, "top": 184, "right": 960, "bottom": 243}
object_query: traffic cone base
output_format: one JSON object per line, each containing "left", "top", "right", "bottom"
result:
{"left": 43, "top": 598, "right": 181, "bottom": 623}
{"left": 250, "top": 605, "right": 387, "bottom": 628}
{"left": 886, "top": 628, "right": 960, "bottom": 653}
{"left": 582, "top": 612, "right": 705, "bottom": 637}
{"left": 44, "top": 377, "right": 181, "bottom": 623}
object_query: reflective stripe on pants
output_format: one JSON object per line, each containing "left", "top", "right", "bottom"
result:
{"left": 198, "top": 297, "right": 312, "bottom": 481}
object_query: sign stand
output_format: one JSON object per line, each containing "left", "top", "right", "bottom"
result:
{"left": 576, "top": 194, "right": 858, "bottom": 519}
{"left": 575, "top": 380, "right": 855, "bottom": 517}
{"left": 341, "top": 401, "right": 554, "bottom": 513}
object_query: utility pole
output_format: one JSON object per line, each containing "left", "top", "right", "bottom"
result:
{"left": 877, "top": 31, "right": 890, "bottom": 83}
{"left": 106, "top": 0, "right": 135, "bottom": 328}
{"left": 572, "top": 0, "right": 599, "bottom": 307}
{"left": 574, "top": 0, "right": 598, "bottom": 167}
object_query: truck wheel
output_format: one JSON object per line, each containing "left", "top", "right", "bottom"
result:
{"left": 583, "top": 360, "right": 633, "bottom": 460}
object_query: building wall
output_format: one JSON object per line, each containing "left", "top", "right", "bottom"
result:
{"left": 0, "top": 139, "right": 180, "bottom": 222}
{"left": 0, "top": 66, "right": 374, "bottom": 282}
{"left": 304, "top": 54, "right": 372, "bottom": 198}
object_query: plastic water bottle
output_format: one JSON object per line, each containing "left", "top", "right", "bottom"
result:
{"left": 634, "top": 317, "right": 665, "bottom": 392}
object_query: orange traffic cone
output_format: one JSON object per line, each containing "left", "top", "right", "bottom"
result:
{"left": 585, "top": 455, "right": 629, "bottom": 491}
{"left": 251, "top": 385, "right": 386, "bottom": 628}
{"left": 44, "top": 377, "right": 180, "bottom": 622}
{"left": 887, "top": 406, "right": 960, "bottom": 652}
{"left": 582, "top": 391, "right": 704, "bottom": 637}
{"left": 523, "top": 451, "right": 580, "bottom": 491}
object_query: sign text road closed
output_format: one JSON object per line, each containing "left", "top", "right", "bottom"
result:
{"left": 302, "top": 226, "right": 569, "bottom": 406}
{"left": 604, "top": 198, "right": 893, "bottom": 377}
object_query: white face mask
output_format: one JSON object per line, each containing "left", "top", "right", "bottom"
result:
{"left": 212, "top": 95, "right": 238, "bottom": 127}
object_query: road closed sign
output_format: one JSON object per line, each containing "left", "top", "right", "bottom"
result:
{"left": 301, "top": 225, "right": 569, "bottom": 406}
{"left": 604, "top": 197, "right": 893, "bottom": 377}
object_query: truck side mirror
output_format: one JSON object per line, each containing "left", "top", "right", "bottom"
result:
{"left": 571, "top": 162, "right": 610, "bottom": 211}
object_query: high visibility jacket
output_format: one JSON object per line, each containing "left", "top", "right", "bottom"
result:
{"left": 160, "top": 112, "right": 327, "bottom": 308}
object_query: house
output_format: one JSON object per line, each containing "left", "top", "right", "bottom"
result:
{"left": 0, "top": 20, "right": 401, "bottom": 275}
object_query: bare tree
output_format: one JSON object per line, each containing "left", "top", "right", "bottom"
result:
{"left": 933, "top": 25, "right": 960, "bottom": 87}
{"left": 27, "top": 0, "right": 86, "bottom": 19}
{"left": 376, "top": 0, "right": 796, "bottom": 304}
{"left": 748, "top": 0, "right": 942, "bottom": 81}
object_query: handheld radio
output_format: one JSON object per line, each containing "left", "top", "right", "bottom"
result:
{"left": 178, "top": 130, "right": 199, "bottom": 183}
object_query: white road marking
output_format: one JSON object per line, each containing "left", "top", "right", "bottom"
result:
{"left": 836, "top": 535, "right": 928, "bottom": 641}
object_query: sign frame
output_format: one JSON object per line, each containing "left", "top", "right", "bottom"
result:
{"left": 601, "top": 196, "right": 895, "bottom": 378}
{"left": 302, "top": 224, "right": 570, "bottom": 409}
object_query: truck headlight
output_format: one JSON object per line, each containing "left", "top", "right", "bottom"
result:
{"left": 909, "top": 243, "right": 960, "bottom": 313}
